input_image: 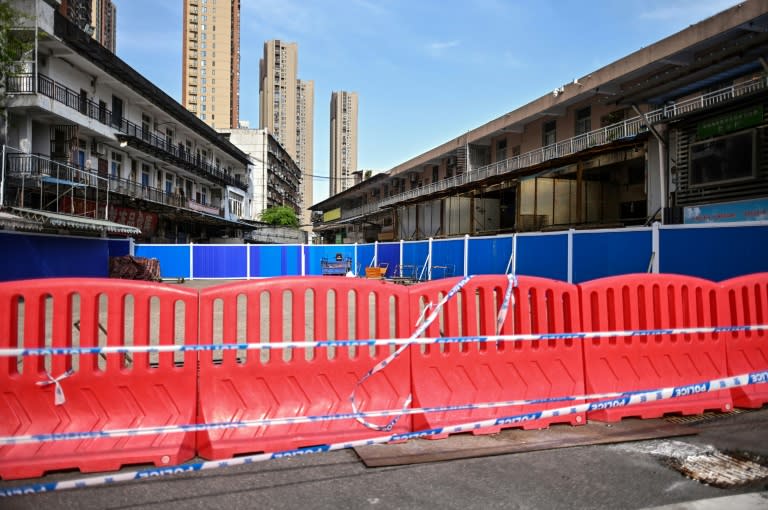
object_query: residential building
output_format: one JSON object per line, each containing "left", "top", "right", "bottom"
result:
{"left": 311, "top": 1, "right": 768, "bottom": 244}
{"left": 217, "top": 128, "right": 302, "bottom": 221}
{"left": 296, "top": 78, "right": 314, "bottom": 229}
{"left": 330, "top": 91, "right": 358, "bottom": 196}
{"left": 181, "top": 0, "right": 240, "bottom": 129}
{"left": 91, "top": 0, "right": 116, "bottom": 53}
{"left": 57, "top": 0, "right": 116, "bottom": 53}
{"left": 259, "top": 40, "right": 313, "bottom": 230}
{"left": 2, "top": 0, "right": 251, "bottom": 242}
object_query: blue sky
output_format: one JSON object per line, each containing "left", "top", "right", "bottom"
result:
{"left": 114, "top": 0, "right": 739, "bottom": 203}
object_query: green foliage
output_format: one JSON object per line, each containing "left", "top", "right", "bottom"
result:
{"left": 260, "top": 206, "right": 299, "bottom": 228}
{"left": 0, "top": 3, "right": 32, "bottom": 84}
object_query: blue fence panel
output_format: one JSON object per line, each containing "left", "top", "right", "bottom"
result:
{"left": 193, "top": 245, "right": 247, "bottom": 279}
{"left": 377, "top": 242, "right": 401, "bottom": 276}
{"left": 402, "top": 241, "right": 429, "bottom": 280}
{"left": 107, "top": 239, "right": 131, "bottom": 258}
{"left": 304, "top": 245, "right": 356, "bottom": 276}
{"left": 250, "top": 245, "right": 302, "bottom": 277}
{"left": 515, "top": 233, "right": 568, "bottom": 281}
{"left": 431, "top": 238, "right": 465, "bottom": 278}
{"left": 467, "top": 236, "right": 513, "bottom": 276}
{"left": 573, "top": 229, "right": 652, "bottom": 283}
{"left": 660, "top": 225, "right": 768, "bottom": 281}
{"left": 135, "top": 244, "right": 190, "bottom": 279}
{"left": 0, "top": 232, "right": 109, "bottom": 281}
{"left": 357, "top": 244, "right": 376, "bottom": 276}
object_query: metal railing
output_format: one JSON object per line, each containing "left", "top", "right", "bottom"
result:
{"left": 8, "top": 73, "right": 245, "bottom": 190}
{"left": 340, "top": 75, "right": 768, "bottom": 221}
{"left": 4, "top": 152, "right": 223, "bottom": 216}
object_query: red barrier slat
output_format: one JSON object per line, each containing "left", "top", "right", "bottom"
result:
{"left": 720, "top": 273, "right": 768, "bottom": 408}
{"left": 196, "top": 277, "right": 412, "bottom": 460}
{"left": 409, "top": 275, "right": 586, "bottom": 438}
{"left": 0, "top": 278, "right": 197, "bottom": 480}
{"left": 580, "top": 273, "right": 731, "bottom": 421}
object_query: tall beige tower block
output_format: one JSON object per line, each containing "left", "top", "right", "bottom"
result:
{"left": 182, "top": 0, "right": 240, "bottom": 129}
{"left": 259, "top": 40, "right": 314, "bottom": 230}
{"left": 330, "top": 91, "right": 358, "bottom": 196}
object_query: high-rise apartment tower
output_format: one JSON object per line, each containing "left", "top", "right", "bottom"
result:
{"left": 259, "top": 40, "right": 314, "bottom": 230}
{"left": 330, "top": 91, "right": 358, "bottom": 196}
{"left": 58, "top": 0, "right": 116, "bottom": 53}
{"left": 91, "top": 0, "right": 116, "bottom": 53}
{"left": 181, "top": 0, "right": 240, "bottom": 129}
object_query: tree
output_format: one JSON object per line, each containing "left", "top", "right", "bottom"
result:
{"left": 260, "top": 206, "right": 299, "bottom": 228}
{"left": 0, "top": 3, "right": 33, "bottom": 146}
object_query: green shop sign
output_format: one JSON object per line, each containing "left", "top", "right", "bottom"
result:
{"left": 697, "top": 105, "right": 763, "bottom": 139}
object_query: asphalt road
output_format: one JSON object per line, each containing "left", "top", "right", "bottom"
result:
{"left": 2, "top": 409, "right": 767, "bottom": 510}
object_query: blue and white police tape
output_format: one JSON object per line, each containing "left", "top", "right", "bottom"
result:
{"left": 349, "top": 276, "right": 472, "bottom": 431}
{"left": 1, "top": 323, "right": 765, "bottom": 358}
{"left": 495, "top": 273, "right": 518, "bottom": 334}
{"left": 2, "top": 368, "right": 766, "bottom": 497}
{"left": 4, "top": 368, "right": 768, "bottom": 446}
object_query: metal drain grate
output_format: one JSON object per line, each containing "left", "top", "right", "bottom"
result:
{"left": 668, "top": 452, "right": 768, "bottom": 488}
{"left": 665, "top": 409, "right": 752, "bottom": 425}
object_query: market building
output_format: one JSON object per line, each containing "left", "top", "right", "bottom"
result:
{"left": 311, "top": 1, "right": 768, "bottom": 243}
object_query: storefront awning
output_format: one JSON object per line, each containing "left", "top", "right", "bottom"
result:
{"left": 9, "top": 207, "right": 141, "bottom": 236}
{"left": 0, "top": 210, "right": 44, "bottom": 231}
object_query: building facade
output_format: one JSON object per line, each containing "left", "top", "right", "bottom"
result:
{"left": 312, "top": 1, "right": 768, "bottom": 244}
{"left": 329, "top": 91, "right": 358, "bottom": 196}
{"left": 218, "top": 128, "right": 302, "bottom": 221}
{"left": 2, "top": 0, "right": 251, "bottom": 242}
{"left": 90, "top": 0, "right": 116, "bottom": 53}
{"left": 296, "top": 78, "right": 314, "bottom": 229}
{"left": 57, "top": 0, "right": 115, "bottom": 53}
{"left": 259, "top": 40, "right": 313, "bottom": 230}
{"left": 181, "top": 0, "right": 240, "bottom": 129}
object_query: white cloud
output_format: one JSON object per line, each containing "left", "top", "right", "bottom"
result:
{"left": 426, "top": 40, "right": 460, "bottom": 57}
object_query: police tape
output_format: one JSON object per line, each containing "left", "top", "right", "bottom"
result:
{"left": 1, "top": 324, "right": 766, "bottom": 358}
{"left": 0, "top": 372, "right": 636, "bottom": 446}
{"left": 1, "top": 369, "right": 766, "bottom": 497}
{"left": 349, "top": 275, "right": 471, "bottom": 431}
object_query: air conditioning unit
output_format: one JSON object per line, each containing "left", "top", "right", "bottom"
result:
{"left": 91, "top": 140, "right": 106, "bottom": 156}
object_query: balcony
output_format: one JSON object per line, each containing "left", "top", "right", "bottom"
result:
{"left": 4, "top": 153, "right": 224, "bottom": 217}
{"left": 8, "top": 73, "right": 245, "bottom": 190}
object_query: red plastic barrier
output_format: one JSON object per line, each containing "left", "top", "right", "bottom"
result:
{"left": 719, "top": 273, "right": 768, "bottom": 408}
{"left": 0, "top": 278, "right": 198, "bottom": 480}
{"left": 580, "top": 273, "right": 731, "bottom": 421}
{"left": 408, "top": 275, "right": 586, "bottom": 438}
{"left": 197, "top": 277, "right": 412, "bottom": 459}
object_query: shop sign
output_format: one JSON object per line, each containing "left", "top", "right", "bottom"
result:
{"left": 684, "top": 197, "right": 768, "bottom": 224}
{"left": 697, "top": 105, "right": 763, "bottom": 139}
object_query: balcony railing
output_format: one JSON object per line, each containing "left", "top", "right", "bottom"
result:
{"left": 8, "top": 73, "right": 244, "bottom": 190}
{"left": 339, "top": 75, "right": 768, "bottom": 221}
{"left": 5, "top": 153, "right": 223, "bottom": 216}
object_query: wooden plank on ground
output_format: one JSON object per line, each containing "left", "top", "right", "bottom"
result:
{"left": 354, "top": 419, "right": 697, "bottom": 467}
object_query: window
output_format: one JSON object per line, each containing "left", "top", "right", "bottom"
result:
{"left": 689, "top": 130, "right": 756, "bottom": 187}
{"left": 575, "top": 107, "right": 591, "bottom": 136}
{"left": 542, "top": 120, "right": 556, "bottom": 146}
